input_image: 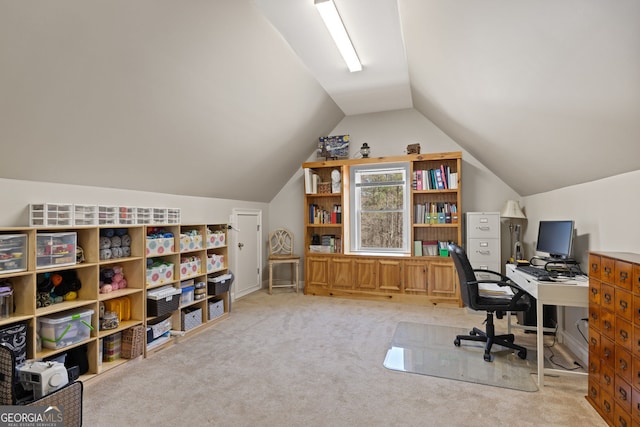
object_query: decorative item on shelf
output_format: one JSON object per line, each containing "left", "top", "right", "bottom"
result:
{"left": 317, "top": 182, "right": 331, "bottom": 194}
{"left": 360, "top": 142, "right": 370, "bottom": 158}
{"left": 331, "top": 169, "right": 341, "bottom": 193}
{"left": 317, "top": 135, "right": 349, "bottom": 160}
{"left": 500, "top": 200, "right": 527, "bottom": 263}
{"left": 407, "top": 143, "right": 420, "bottom": 154}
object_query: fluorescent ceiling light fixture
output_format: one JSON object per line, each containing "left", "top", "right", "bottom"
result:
{"left": 315, "top": 0, "right": 362, "bottom": 72}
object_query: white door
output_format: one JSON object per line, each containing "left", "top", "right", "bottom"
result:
{"left": 231, "top": 209, "right": 262, "bottom": 300}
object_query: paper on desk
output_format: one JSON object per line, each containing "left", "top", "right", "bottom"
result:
{"left": 478, "top": 283, "right": 514, "bottom": 299}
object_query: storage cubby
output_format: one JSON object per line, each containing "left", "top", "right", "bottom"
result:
{"left": 0, "top": 221, "right": 230, "bottom": 382}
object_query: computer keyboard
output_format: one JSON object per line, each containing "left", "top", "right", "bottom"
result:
{"left": 515, "top": 265, "right": 556, "bottom": 281}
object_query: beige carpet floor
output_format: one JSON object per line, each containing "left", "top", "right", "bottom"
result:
{"left": 83, "top": 290, "right": 605, "bottom": 427}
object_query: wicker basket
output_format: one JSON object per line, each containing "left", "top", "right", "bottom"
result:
{"left": 318, "top": 182, "right": 331, "bottom": 194}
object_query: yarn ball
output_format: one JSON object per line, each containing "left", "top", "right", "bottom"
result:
{"left": 115, "top": 228, "right": 128, "bottom": 236}
{"left": 63, "top": 291, "right": 78, "bottom": 301}
{"left": 110, "top": 236, "right": 122, "bottom": 248}
{"left": 100, "top": 237, "right": 111, "bottom": 250}
{"left": 121, "top": 247, "right": 131, "bottom": 257}
{"left": 120, "top": 234, "right": 131, "bottom": 247}
{"left": 100, "top": 284, "right": 113, "bottom": 293}
{"left": 112, "top": 266, "right": 123, "bottom": 275}
{"left": 111, "top": 247, "right": 123, "bottom": 258}
{"left": 112, "top": 273, "right": 124, "bottom": 283}
{"left": 119, "top": 279, "right": 127, "bottom": 289}
{"left": 99, "top": 248, "right": 112, "bottom": 260}
{"left": 101, "top": 228, "right": 115, "bottom": 238}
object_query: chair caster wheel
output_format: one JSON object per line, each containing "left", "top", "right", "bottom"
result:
{"left": 454, "top": 338, "right": 460, "bottom": 347}
{"left": 517, "top": 350, "right": 527, "bottom": 360}
{"left": 483, "top": 353, "right": 492, "bottom": 362}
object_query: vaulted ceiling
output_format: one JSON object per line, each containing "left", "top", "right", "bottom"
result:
{"left": 1, "top": 1, "right": 638, "bottom": 202}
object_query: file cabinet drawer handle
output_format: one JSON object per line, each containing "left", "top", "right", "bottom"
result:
{"left": 619, "top": 387, "right": 627, "bottom": 401}
{"left": 604, "top": 293, "right": 612, "bottom": 304}
{"left": 620, "top": 330, "right": 629, "bottom": 341}
{"left": 620, "top": 300, "right": 628, "bottom": 311}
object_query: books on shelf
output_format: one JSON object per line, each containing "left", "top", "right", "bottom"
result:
{"left": 412, "top": 164, "right": 457, "bottom": 191}
{"left": 413, "top": 240, "right": 452, "bottom": 257}
{"left": 309, "top": 204, "right": 341, "bottom": 225}
{"left": 413, "top": 202, "right": 457, "bottom": 224}
{"left": 304, "top": 168, "right": 320, "bottom": 194}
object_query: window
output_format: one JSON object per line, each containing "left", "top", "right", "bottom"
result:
{"left": 349, "top": 163, "right": 410, "bottom": 254}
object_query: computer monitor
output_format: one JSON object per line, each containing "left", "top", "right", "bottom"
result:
{"left": 535, "top": 220, "right": 575, "bottom": 260}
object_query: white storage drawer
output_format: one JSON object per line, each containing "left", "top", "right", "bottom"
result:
{"left": 466, "top": 212, "right": 500, "bottom": 238}
{"left": 466, "top": 238, "right": 500, "bottom": 261}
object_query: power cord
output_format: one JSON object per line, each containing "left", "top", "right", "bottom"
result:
{"left": 544, "top": 323, "right": 583, "bottom": 371}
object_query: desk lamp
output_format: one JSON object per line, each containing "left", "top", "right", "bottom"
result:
{"left": 500, "top": 200, "right": 526, "bottom": 263}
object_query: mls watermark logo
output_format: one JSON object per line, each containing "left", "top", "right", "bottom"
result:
{"left": 0, "top": 405, "right": 65, "bottom": 427}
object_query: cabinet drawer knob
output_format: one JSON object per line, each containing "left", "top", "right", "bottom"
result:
{"left": 604, "top": 293, "right": 612, "bottom": 304}
{"left": 620, "top": 330, "right": 629, "bottom": 341}
{"left": 620, "top": 359, "right": 628, "bottom": 370}
{"left": 604, "top": 400, "right": 611, "bottom": 413}
{"left": 604, "top": 348, "right": 611, "bottom": 357}
{"left": 619, "top": 387, "right": 628, "bottom": 401}
{"left": 591, "top": 287, "right": 598, "bottom": 296}
{"left": 604, "top": 373, "right": 612, "bottom": 384}
{"left": 620, "top": 300, "right": 628, "bottom": 311}
{"left": 590, "top": 337, "right": 597, "bottom": 347}
{"left": 618, "top": 415, "right": 627, "bottom": 427}
{"left": 620, "top": 271, "right": 629, "bottom": 281}
{"left": 604, "top": 320, "right": 612, "bottom": 330}
{"left": 589, "top": 386, "right": 598, "bottom": 398}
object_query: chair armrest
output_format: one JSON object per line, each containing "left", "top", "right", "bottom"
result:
{"left": 475, "top": 278, "right": 530, "bottom": 310}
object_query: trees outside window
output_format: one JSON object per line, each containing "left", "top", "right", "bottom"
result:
{"left": 350, "top": 163, "right": 410, "bottom": 254}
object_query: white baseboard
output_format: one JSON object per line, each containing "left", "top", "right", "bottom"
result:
{"left": 558, "top": 328, "right": 588, "bottom": 367}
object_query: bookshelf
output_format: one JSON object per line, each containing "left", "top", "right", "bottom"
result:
{"left": 302, "top": 152, "right": 462, "bottom": 306}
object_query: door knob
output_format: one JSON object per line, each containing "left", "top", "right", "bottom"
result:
{"left": 238, "top": 242, "right": 244, "bottom": 249}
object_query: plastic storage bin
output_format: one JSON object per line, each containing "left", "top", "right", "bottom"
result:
{"left": 181, "top": 286, "right": 194, "bottom": 305}
{"left": 36, "top": 232, "right": 77, "bottom": 269}
{"left": 38, "top": 308, "right": 94, "bottom": 350}
{"left": 0, "top": 234, "right": 28, "bottom": 274}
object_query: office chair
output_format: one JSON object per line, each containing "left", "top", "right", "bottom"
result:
{"left": 268, "top": 228, "right": 300, "bottom": 294}
{"left": 448, "top": 243, "right": 530, "bottom": 362}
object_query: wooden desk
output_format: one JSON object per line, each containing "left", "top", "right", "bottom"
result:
{"left": 505, "top": 264, "right": 589, "bottom": 387}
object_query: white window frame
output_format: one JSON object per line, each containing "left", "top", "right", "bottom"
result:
{"left": 349, "top": 162, "right": 411, "bottom": 255}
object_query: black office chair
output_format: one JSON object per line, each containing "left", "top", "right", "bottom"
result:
{"left": 449, "top": 243, "right": 531, "bottom": 362}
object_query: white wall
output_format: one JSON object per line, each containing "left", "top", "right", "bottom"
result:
{"left": 0, "top": 178, "right": 270, "bottom": 293}
{"left": 0, "top": 178, "right": 268, "bottom": 227}
{"left": 520, "top": 169, "right": 640, "bottom": 363}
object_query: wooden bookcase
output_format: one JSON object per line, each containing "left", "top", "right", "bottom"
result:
{"left": 302, "top": 152, "right": 463, "bottom": 306}
{"left": 0, "top": 221, "right": 230, "bottom": 383}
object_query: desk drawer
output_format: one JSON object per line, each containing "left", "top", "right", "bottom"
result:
{"left": 616, "top": 289, "right": 633, "bottom": 323}
{"left": 589, "top": 253, "right": 601, "bottom": 280}
{"left": 616, "top": 260, "right": 633, "bottom": 290}
{"left": 602, "top": 283, "right": 616, "bottom": 313}
{"left": 601, "top": 364, "right": 615, "bottom": 396}
{"left": 465, "top": 212, "right": 500, "bottom": 238}
{"left": 467, "top": 238, "right": 500, "bottom": 263}
{"left": 617, "top": 347, "right": 633, "bottom": 384}
{"left": 590, "top": 279, "right": 601, "bottom": 305}
{"left": 615, "top": 375, "right": 632, "bottom": 414}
